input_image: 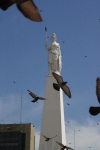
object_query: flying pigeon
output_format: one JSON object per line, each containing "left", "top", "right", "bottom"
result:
{"left": 27, "top": 90, "right": 46, "bottom": 102}
{"left": 89, "top": 77, "right": 100, "bottom": 116}
{"left": 52, "top": 72, "right": 71, "bottom": 98}
{"left": 42, "top": 133, "right": 57, "bottom": 141}
{"left": 89, "top": 106, "right": 100, "bottom": 116}
{"left": 67, "top": 103, "right": 70, "bottom": 105}
{"left": 0, "top": 0, "right": 42, "bottom": 22}
{"left": 56, "top": 141, "right": 74, "bottom": 150}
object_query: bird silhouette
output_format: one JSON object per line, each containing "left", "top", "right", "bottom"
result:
{"left": 0, "top": 0, "right": 42, "bottom": 22}
{"left": 56, "top": 141, "right": 73, "bottom": 150}
{"left": 42, "top": 133, "right": 57, "bottom": 141}
{"left": 89, "top": 77, "right": 100, "bottom": 116}
{"left": 27, "top": 90, "right": 46, "bottom": 103}
{"left": 89, "top": 106, "right": 100, "bottom": 116}
{"left": 52, "top": 72, "right": 71, "bottom": 98}
{"left": 67, "top": 103, "right": 70, "bottom": 105}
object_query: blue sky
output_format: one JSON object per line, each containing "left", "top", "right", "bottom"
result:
{"left": 0, "top": 0, "right": 100, "bottom": 149}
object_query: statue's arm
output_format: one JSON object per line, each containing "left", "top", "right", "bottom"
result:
{"left": 45, "top": 43, "right": 50, "bottom": 51}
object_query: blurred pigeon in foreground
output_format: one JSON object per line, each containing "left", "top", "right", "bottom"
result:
{"left": 27, "top": 90, "right": 46, "bottom": 102}
{"left": 52, "top": 72, "right": 71, "bottom": 98}
{"left": 89, "top": 77, "right": 100, "bottom": 116}
{"left": 96, "top": 77, "right": 100, "bottom": 103}
{"left": 89, "top": 106, "right": 100, "bottom": 116}
{"left": 0, "top": 0, "right": 42, "bottom": 22}
{"left": 42, "top": 133, "right": 57, "bottom": 141}
{"left": 56, "top": 141, "right": 74, "bottom": 150}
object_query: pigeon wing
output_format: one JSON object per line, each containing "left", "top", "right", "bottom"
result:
{"left": 31, "top": 98, "right": 37, "bottom": 102}
{"left": 27, "top": 90, "right": 36, "bottom": 98}
{"left": 17, "top": 0, "right": 42, "bottom": 22}
{"left": 53, "top": 83, "right": 60, "bottom": 91}
{"left": 56, "top": 141, "right": 65, "bottom": 147}
{"left": 96, "top": 77, "right": 100, "bottom": 103}
{"left": 61, "top": 85, "right": 71, "bottom": 98}
{"left": 52, "top": 72, "right": 63, "bottom": 83}
{"left": 67, "top": 147, "right": 73, "bottom": 150}
{"left": 41, "top": 133, "right": 47, "bottom": 139}
{"left": 89, "top": 106, "right": 100, "bottom": 116}
{"left": 39, "top": 97, "right": 46, "bottom": 100}
{"left": 50, "top": 135, "right": 57, "bottom": 139}
{"left": 0, "top": 0, "right": 15, "bottom": 10}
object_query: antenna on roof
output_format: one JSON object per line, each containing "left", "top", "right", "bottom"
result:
{"left": 20, "top": 91, "right": 22, "bottom": 124}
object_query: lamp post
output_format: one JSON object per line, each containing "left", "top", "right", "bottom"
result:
{"left": 74, "top": 127, "right": 80, "bottom": 150}
{"left": 74, "top": 127, "right": 75, "bottom": 150}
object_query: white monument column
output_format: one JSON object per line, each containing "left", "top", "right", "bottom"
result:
{"left": 39, "top": 33, "right": 66, "bottom": 150}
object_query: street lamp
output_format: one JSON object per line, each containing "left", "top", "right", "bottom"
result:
{"left": 74, "top": 127, "right": 81, "bottom": 150}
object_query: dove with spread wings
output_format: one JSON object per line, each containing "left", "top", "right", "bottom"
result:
{"left": 52, "top": 72, "right": 71, "bottom": 98}
{"left": 89, "top": 77, "right": 100, "bottom": 116}
{"left": 27, "top": 90, "right": 46, "bottom": 103}
{"left": 56, "top": 141, "right": 74, "bottom": 150}
{"left": 0, "top": 0, "right": 42, "bottom": 22}
{"left": 41, "top": 133, "right": 57, "bottom": 141}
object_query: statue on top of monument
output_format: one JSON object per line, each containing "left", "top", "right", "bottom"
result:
{"left": 45, "top": 33, "right": 62, "bottom": 75}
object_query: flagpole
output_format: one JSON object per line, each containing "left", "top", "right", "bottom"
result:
{"left": 45, "top": 26, "right": 48, "bottom": 44}
{"left": 20, "top": 91, "right": 22, "bottom": 124}
{"left": 45, "top": 26, "right": 49, "bottom": 73}
{"left": 74, "top": 127, "right": 75, "bottom": 150}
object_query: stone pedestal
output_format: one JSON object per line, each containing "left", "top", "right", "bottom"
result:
{"left": 39, "top": 75, "right": 66, "bottom": 150}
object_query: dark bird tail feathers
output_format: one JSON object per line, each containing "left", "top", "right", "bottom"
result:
{"left": 53, "top": 83, "right": 60, "bottom": 91}
{"left": 89, "top": 106, "right": 100, "bottom": 116}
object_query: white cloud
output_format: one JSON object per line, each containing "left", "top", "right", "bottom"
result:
{"left": 0, "top": 94, "right": 44, "bottom": 125}
{"left": 1, "top": 95, "right": 100, "bottom": 150}
{"left": 35, "top": 119, "right": 100, "bottom": 150}
{"left": 0, "top": 94, "right": 21, "bottom": 123}
{"left": 66, "top": 120, "right": 100, "bottom": 150}
{"left": 29, "top": 103, "right": 43, "bottom": 115}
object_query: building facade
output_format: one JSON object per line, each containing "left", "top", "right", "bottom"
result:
{"left": 0, "top": 123, "right": 34, "bottom": 150}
